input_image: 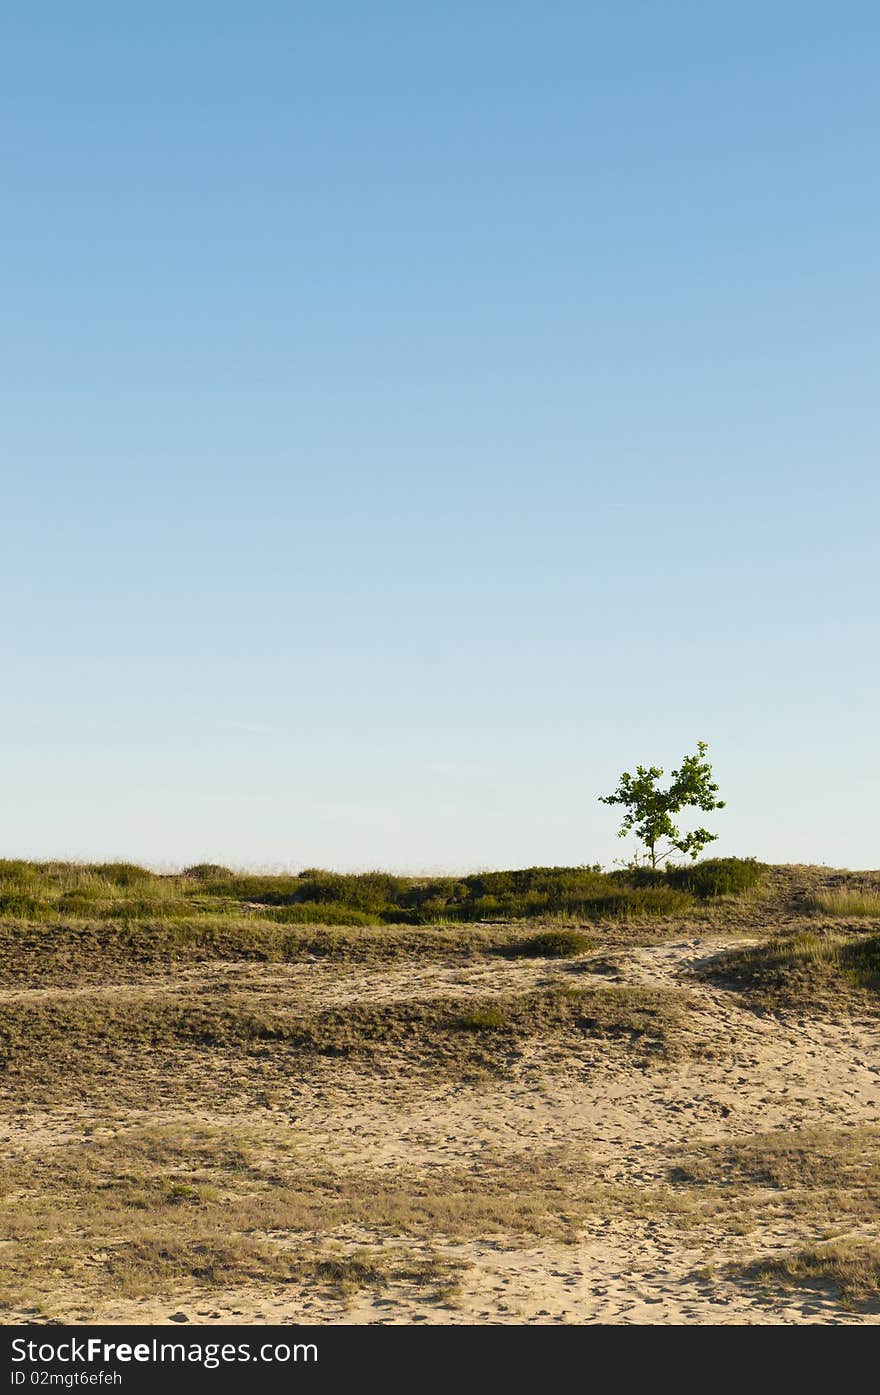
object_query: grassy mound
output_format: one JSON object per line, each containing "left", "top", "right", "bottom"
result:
{"left": 733, "top": 1240, "right": 880, "bottom": 1307}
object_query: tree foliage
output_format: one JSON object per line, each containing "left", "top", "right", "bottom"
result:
{"left": 599, "top": 740, "right": 725, "bottom": 869}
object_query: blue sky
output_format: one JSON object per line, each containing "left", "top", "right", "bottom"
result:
{"left": 2, "top": 3, "right": 877, "bottom": 871}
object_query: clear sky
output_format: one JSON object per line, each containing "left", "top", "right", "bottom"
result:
{"left": 2, "top": 3, "right": 877, "bottom": 872}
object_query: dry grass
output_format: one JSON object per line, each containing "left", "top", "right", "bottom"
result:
{"left": 1, "top": 1223, "right": 463, "bottom": 1314}
{"left": 0, "top": 982, "right": 691, "bottom": 1096}
{"left": 27, "top": 1118, "right": 880, "bottom": 1317}
{"left": 17, "top": 1110, "right": 880, "bottom": 1321}
{"left": 0, "top": 1123, "right": 597, "bottom": 1245}
{"left": 0, "top": 919, "right": 693, "bottom": 990}
{"left": 0, "top": 1121, "right": 597, "bottom": 1312}
{"left": 668, "top": 1125, "right": 880, "bottom": 1236}
{"left": 672, "top": 1125, "right": 880, "bottom": 1193}
{"left": 732, "top": 1240, "right": 880, "bottom": 1308}
{"left": 804, "top": 889, "right": 880, "bottom": 918}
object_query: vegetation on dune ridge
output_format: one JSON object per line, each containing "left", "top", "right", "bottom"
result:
{"left": 697, "top": 931, "right": 880, "bottom": 1014}
{"left": 0, "top": 856, "right": 767, "bottom": 929}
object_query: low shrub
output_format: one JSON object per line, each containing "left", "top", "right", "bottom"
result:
{"left": 506, "top": 930, "right": 593, "bottom": 958}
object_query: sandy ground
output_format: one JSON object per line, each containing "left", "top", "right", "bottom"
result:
{"left": 4, "top": 934, "right": 880, "bottom": 1325}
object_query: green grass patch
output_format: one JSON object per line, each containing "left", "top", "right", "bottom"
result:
{"left": 671, "top": 1125, "right": 880, "bottom": 1195}
{"left": 455, "top": 1006, "right": 507, "bottom": 1032}
{"left": 504, "top": 930, "right": 593, "bottom": 958}
{"left": 0, "top": 856, "right": 768, "bottom": 932}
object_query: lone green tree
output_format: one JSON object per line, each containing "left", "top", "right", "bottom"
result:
{"left": 599, "top": 741, "right": 725, "bottom": 869}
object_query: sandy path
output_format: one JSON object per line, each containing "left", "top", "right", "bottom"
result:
{"left": 0, "top": 954, "right": 583, "bottom": 1008}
